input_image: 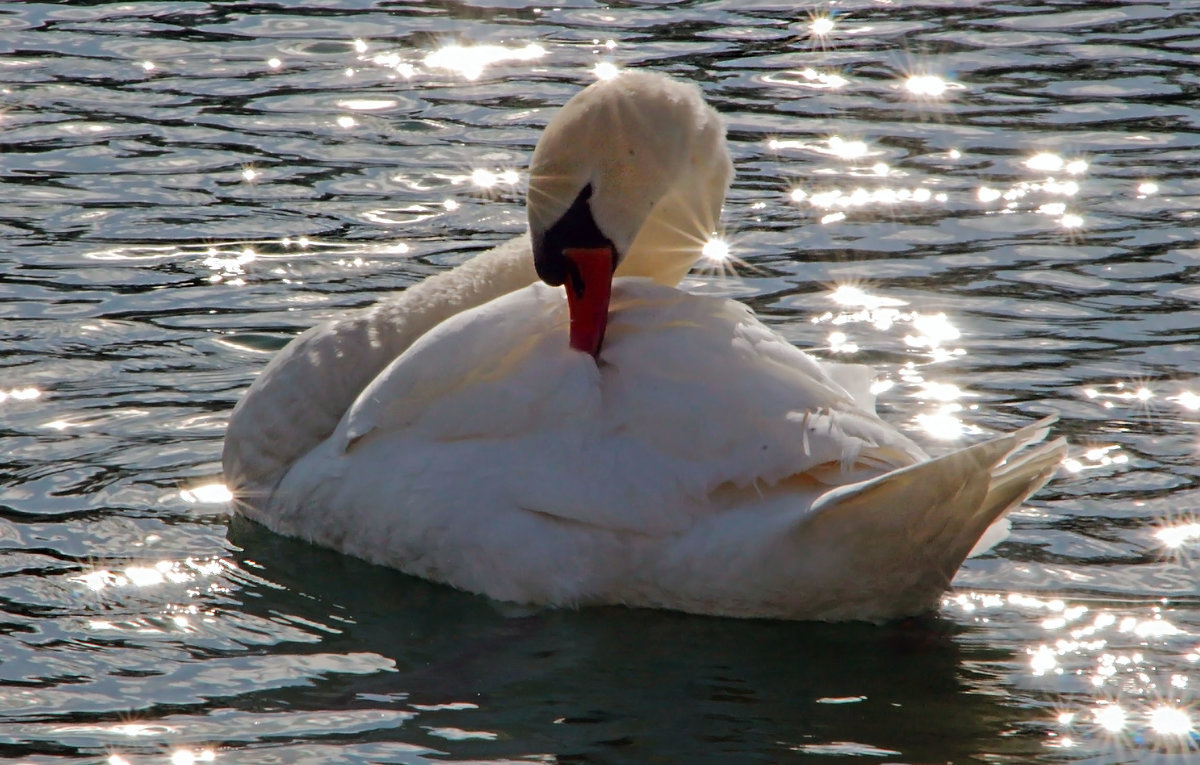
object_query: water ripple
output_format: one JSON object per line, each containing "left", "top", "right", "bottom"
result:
{"left": 2, "top": 0, "right": 1200, "bottom": 762}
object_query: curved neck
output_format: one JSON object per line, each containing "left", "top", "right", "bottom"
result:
{"left": 615, "top": 189, "right": 712, "bottom": 286}
{"left": 224, "top": 235, "right": 537, "bottom": 496}
{"left": 376, "top": 234, "right": 538, "bottom": 337}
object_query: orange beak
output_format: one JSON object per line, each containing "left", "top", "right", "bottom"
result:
{"left": 563, "top": 246, "right": 615, "bottom": 357}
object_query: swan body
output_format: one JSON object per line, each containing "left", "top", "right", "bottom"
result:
{"left": 224, "top": 71, "right": 1065, "bottom": 621}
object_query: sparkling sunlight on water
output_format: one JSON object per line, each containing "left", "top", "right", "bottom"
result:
{"left": 2, "top": 1, "right": 1199, "bottom": 762}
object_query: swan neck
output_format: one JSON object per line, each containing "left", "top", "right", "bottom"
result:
{"left": 615, "top": 190, "right": 714, "bottom": 286}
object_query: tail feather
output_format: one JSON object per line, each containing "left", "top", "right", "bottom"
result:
{"left": 798, "top": 415, "right": 1066, "bottom": 619}
{"left": 958, "top": 428, "right": 1067, "bottom": 558}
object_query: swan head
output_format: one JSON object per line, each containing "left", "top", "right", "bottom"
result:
{"left": 528, "top": 70, "right": 733, "bottom": 356}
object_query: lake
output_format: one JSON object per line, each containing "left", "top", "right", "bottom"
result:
{"left": 2, "top": 1, "right": 1199, "bottom": 762}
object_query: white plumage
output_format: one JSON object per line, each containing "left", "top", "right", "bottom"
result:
{"left": 223, "top": 71, "right": 1064, "bottom": 621}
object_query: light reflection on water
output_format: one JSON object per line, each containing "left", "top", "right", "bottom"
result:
{"left": 2, "top": 0, "right": 1200, "bottom": 762}
{"left": 946, "top": 590, "right": 1200, "bottom": 754}
{"left": 424, "top": 42, "right": 547, "bottom": 81}
{"left": 904, "top": 73, "right": 954, "bottom": 98}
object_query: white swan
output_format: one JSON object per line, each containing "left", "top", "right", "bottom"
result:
{"left": 223, "top": 71, "right": 1065, "bottom": 621}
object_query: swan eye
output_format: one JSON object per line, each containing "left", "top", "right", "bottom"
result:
{"left": 533, "top": 184, "right": 615, "bottom": 287}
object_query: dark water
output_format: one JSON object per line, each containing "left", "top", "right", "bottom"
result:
{"left": 3, "top": 1, "right": 1200, "bottom": 762}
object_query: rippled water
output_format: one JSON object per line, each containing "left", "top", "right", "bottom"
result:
{"left": 3, "top": 1, "right": 1200, "bottom": 762}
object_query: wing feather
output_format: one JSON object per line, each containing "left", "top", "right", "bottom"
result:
{"left": 319, "top": 278, "right": 926, "bottom": 537}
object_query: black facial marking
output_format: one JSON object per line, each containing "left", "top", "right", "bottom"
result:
{"left": 533, "top": 184, "right": 616, "bottom": 288}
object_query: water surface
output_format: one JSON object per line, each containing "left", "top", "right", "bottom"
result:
{"left": 3, "top": 1, "right": 1200, "bottom": 762}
